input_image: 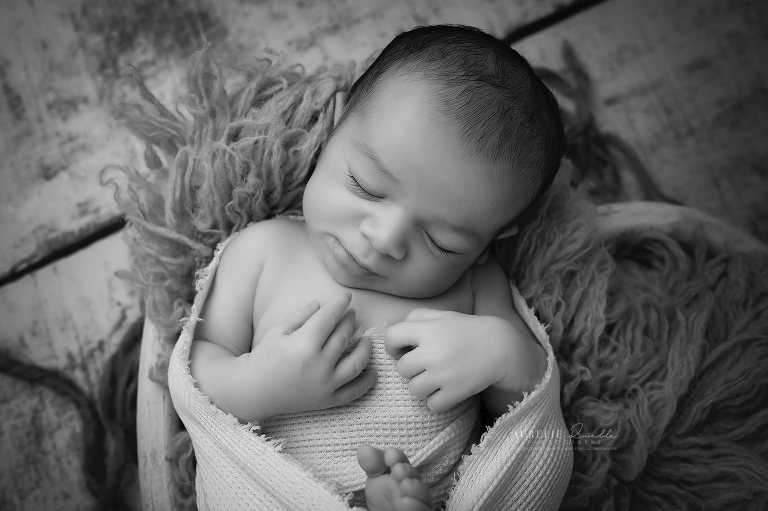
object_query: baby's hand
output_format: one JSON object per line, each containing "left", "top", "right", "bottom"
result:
{"left": 358, "top": 444, "right": 432, "bottom": 511}
{"left": 385, "top": 309, "right": 532, "bottom": 412}
{"left": 244, "top": 292, "right": 376, "bottom": 420}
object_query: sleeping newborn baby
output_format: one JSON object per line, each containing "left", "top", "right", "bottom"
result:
{"left": 188, "top": 24, "right": 565, "bottom": 510}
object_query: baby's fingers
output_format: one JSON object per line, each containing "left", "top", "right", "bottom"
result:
{"left": 322, "top": 310, "right": 356, "bottom": 361}
{"left": 279, "top": 300, "right": 321, "bottom": 334}
{"left": 301, "top": 292, "right": 352, "bottom": 343}
{"left": 331, "top": 368, "right": 376, "bottom": 407}
{"left": 425, "top": 388, "right": 462, "bottom": 413}
{"left": 333, "top": 335, "right": 372, "bottom": 386}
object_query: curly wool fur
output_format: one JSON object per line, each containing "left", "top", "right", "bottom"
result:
{"left": 105, "top": 47, "right": 354, "bottom": 507}
{"left": 106, "top": 47, "right": 354, "bottom": 339}
{"left": 498, "top": 187, "right": 768, "bottom": 510}
{"left": 110, "top": 45, "right": 768, "bottom": 510}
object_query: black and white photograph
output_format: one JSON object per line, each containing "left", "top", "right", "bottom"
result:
{"left": 1, "top": 0, "right": 766, "bottom": 510}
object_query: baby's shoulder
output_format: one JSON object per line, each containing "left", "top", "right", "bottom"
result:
{"left": 239, "top": 217, "right": 304, "bottom": 237}
{"left": 227, "top": 218, "right": 305, "bottom": 253}
{"left": 216, "top": 218, "right": 306, "bottom": 275}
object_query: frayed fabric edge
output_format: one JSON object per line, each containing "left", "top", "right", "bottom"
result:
{"left": 175, "top": 233, "right": 286, "bottom": 442}
{"left": 444, "top": 280, "right": 560, "bottom": 507}
{"left": 169, "top": 232, "right": 364, "bottom": 509}
{"left": 172, "top": 233, "right": 562, "bottom": 510}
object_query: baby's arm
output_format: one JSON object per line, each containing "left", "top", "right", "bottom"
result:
{"left": 470, "top": 257, "right": 547, "bottom": 419}
{"left": 190, "top": 227, "right": 266, "bottom": 419}
{"left": 190, "top": 224, "right": 375, "bottom": 423}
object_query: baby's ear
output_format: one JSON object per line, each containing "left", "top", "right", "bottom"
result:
{"left": 474, "top": 225, "right": 519, "bottom": 266}
{"left": 496, "top": 224, "right": 519, "bottom": 240}
{"left": 474, "top": 249, "right": 490, "bottom": 265}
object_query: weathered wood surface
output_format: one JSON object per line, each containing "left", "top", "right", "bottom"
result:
{"left": 137, "top": 317, "right": 176, "bottom": 511}
{"left": 0, "top": 0, "right": 573, "bottom": 282}
{"left": 0, "top": 232, "right": 141, "bottom": 511}
{"left": 0, "top": 0, "right": 143, "bottom": 283}
{"left": 515, "top": 0, "right": 768, "bottom": 240}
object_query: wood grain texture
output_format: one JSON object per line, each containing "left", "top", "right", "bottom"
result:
{"left": 0, "top": 232, "right": 141, "bottom": 511}
{"left": 136, "top": 318, "right": 176, "bottom": 511}
{"left": 515, "top": 0, "right": 768, "bottom": 241}
{"left": 0, "top": 0, "right": 144, "bottom": 282}
{"left": 0, "top": 0, "right": 573, "bottom": 282}
{"left": 212, "top": 0, "right": 572, "bottom": 70}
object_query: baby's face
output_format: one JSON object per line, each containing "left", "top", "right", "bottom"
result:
{"left": 303, "top": 77, "right": 516, "bottom": 298}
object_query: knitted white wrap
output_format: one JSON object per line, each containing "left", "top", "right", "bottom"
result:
{"left": 262, "top": 330, "right": 481, "bottom": 507}
{"left": 168, "top": 236, "right": 573, "bottom": 510}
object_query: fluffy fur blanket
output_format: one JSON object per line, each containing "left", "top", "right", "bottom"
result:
{"left": 108, "top": 45, "right": 768, "bottom": 510}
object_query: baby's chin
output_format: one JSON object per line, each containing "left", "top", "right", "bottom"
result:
{"left": 327, "top": 268, "right": 448, "bottom": 299}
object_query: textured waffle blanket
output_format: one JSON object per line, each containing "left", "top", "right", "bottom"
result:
{"left": 168, "top": 234, "right": 573, "bottom": 510}
{"left": 261, "top": 329, "right": 481, "bottom": 507}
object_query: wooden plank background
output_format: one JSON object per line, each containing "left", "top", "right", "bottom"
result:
{"left": 0, "top": 0, "right": 766, "bottom": 509}
{"left": 515, "top": 0, "right": 768, "bottom": 239}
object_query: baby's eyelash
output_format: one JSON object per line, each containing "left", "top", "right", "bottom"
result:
{"left": 346, "top": 170, "right": 382, "bottom": 200}
{"left": 344, "top": 167, "right": 454, "bottom": 258}
{"left": 425, "top": 233, "right": 455, "bottom": 258}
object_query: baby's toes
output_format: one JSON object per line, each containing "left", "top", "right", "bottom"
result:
{"left": 390, "top": 462, "right": 420, "bottom": 483}
{"left": 383, "top": 446, "right": 410, "bottom": 467}
{"left": 357, "top": 444, "right": 388, "bottom": 477}
{"left": 391, "top": 464, "right": 431, "bottom": 505}
{"left": 399, "top": 472, "right": 431, "bottom": 504}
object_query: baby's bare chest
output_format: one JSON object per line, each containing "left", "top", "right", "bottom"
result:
{"left": 251, "top": 242, "right": 473, "bottom": 344}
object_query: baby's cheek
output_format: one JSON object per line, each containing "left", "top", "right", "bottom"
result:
{"left": 301, "top": 178, "right": 319, "bottom": 214}
{"left": 432, "top": 260, "right": 473, "bottom": 293}
{"left": 304, "top": 179, "right": 333, "bottom": 219}
{"left": 398, "top": 264, "right": 458, "bottom": 298}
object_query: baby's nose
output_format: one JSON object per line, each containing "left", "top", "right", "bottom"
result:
{"left": 360, "top": 210, "right": 408, "bottom": 260}
{"left": 379, "top": 237, "right": 406, "bottom": 260}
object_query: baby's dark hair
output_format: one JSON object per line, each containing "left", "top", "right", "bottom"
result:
{"left": 337, "top": 24, "right": 565, "bottom": 222}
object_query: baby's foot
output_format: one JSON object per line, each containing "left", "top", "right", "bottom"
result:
{"left": 357, "top": 444, "right": 432, "bottom": 511}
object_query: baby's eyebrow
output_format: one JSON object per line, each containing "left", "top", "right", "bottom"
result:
{"left": 351, "top": 139, "right": 395, "bottom": 180}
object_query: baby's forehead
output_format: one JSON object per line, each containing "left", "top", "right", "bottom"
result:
{"left": 344, "top": 79, "right": 534, "bottom": 220}
{"left": 365, "top": 75, "right": 503, "bottom": 158}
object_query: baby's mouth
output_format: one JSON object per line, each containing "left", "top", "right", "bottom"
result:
{"left": 330, "top": 237, "right": 379, "bottom": 277}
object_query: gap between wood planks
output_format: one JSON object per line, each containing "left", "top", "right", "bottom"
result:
{"left": 0, "top": 218, "right": 126, "bottom": 288}
{"left": 503, "top": 0, "right": 608, "bottom": 44}
{"left": 0, "top": 0, "right": 606, "bottom": 290}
